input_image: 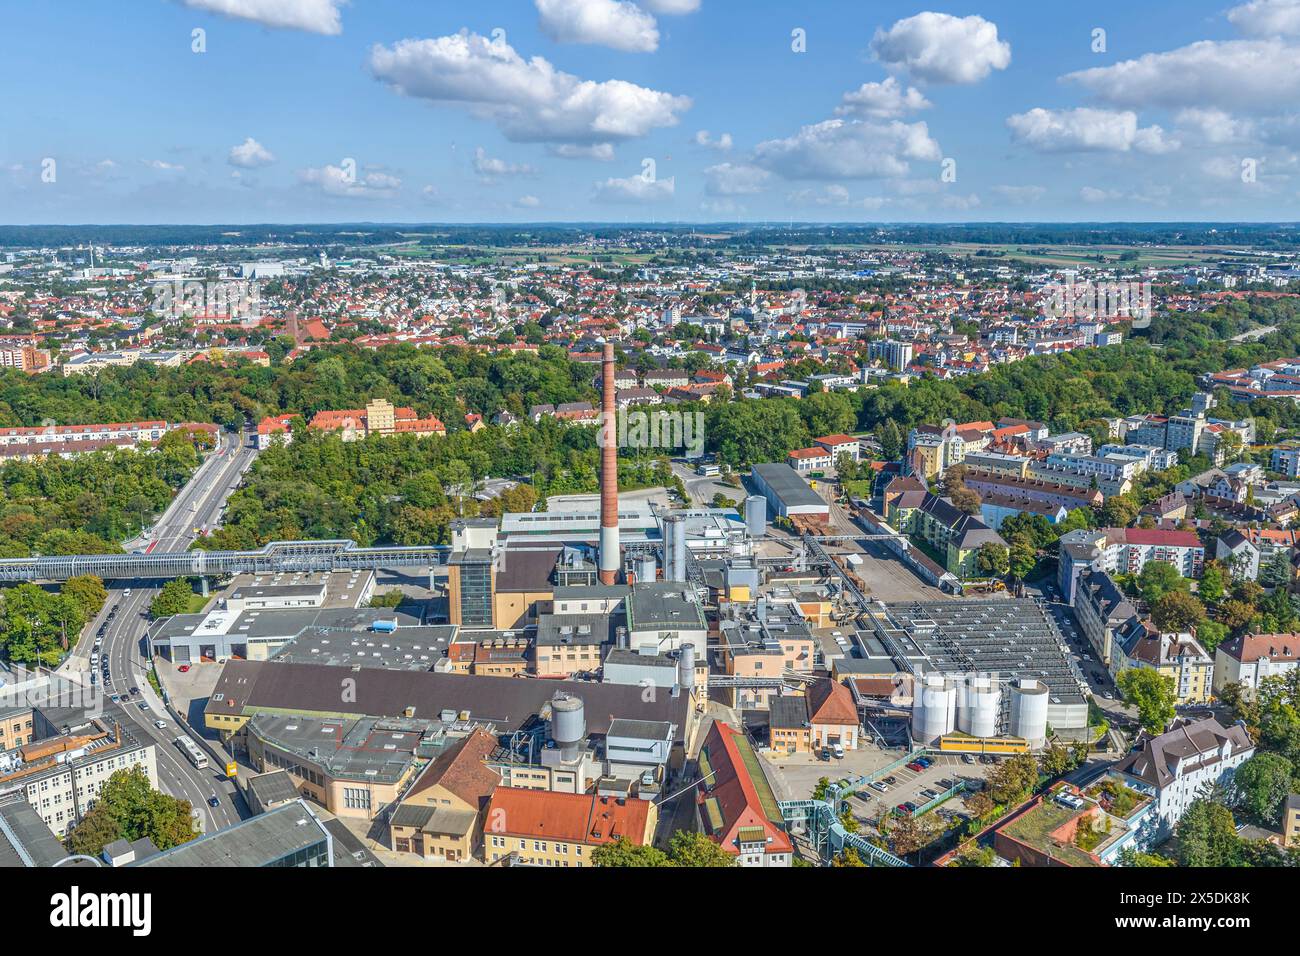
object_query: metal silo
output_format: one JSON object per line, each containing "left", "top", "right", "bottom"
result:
{"left": 663, "top": 514, "right": 687, "bottom": 583}
{"left": 744, "top": 496, "right": 768, "bottom": 538}
{"left": 551, "top": 693, "right": 586, "bottom": 760}
{"left": 678, "top": 643, "right": 696, "bottom": 691}
{"left": 1009, "top": 678, "right": 1050, "bottom": 747}
{"left": 636, "top": 554, "right": 658, "bottom": 584}
{"left": 911, "top": 674, "right": 956, "bottom": 744}
{"left": 958, "top": 675, "right": 1001, "bottom": 739}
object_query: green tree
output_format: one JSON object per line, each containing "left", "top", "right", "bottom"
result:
{"left": 1136, "top": 561, "right": 1188, "bottom": 604}
{"left": 62, "top": 575, "right": 108, "bottom": 621}
{"left": 65, "top": 766, "right": 197, "bottom": 855}
{"left": 591, "top": 837, "right": 671, "bottom": 867}
{"left": 1197, "top": 562, "right": 1226, "bottom": 605}
{"left": 1117, "top": 668, "right": 1178, "bottom": 734}
{"left": 976, "top": 543, "right": 1009, "bottom": 578}
{"left": 1118, "top": 848, "right": 1176, "bottom": 867}
{"left": 1175, "top": 799, "right": 1241, "bottom": 867}
{"left": 986, "top": 753, "right": 1041, "bottom": 805}
{"left": 150, "top": 578, "right": 196, "bottom": 618}
{"left": 666, "top": 830, "right": 736, "bottom": 867}
{"left": 1008, "top": 536, "right": 1037, "bottom": 581}
{"left": 1151, "top": 590, "right": 1206, "bottom": 633}
{"left": 1232, "top": 752, "right": 1295, "bottom": 826}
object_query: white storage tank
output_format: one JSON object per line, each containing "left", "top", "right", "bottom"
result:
{"left": 1009, "top": 678, "right": 1050, "bottom": 747}
{"left": 744, "top": 496, "right": 767, "bottom": 538}
{"left": 958, "top": 675, "right": 1001, "bottom": 739}
{"left": 911, "top": 674, "right": 956, "bottom": 744}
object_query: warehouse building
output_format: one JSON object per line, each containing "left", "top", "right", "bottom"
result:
{"left": 749, "top": 462, "right": 830, "bottom": 521}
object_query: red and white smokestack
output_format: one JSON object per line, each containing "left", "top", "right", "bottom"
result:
{"left": 599, "top": 342, "right": 620, "bottom": 585}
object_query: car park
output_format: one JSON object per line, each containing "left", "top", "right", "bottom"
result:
{"left": 109, "top": 694, "right": 120, "bottom": 702}
{"left": 882, "top": 776, "right": 897, "bottom": 786}
{"left": 906, "top": 761, "right": 924, "bottom": 771}
{"left": 961, "top": 754, "right": 975, "bottom": 764}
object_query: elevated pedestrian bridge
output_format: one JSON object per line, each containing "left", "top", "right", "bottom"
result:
{"left": 0, "top": 539, "right": 451, "bottom": 583}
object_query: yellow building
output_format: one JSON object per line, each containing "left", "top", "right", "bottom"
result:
{"left": 1117, "top": 631, "right": 1214, "bottom": 705}
{"left": 482, "top": 787, "right": 658, "bottom": 867}
{"left": 389, "top": 729, "right": 499, "bottom": 863}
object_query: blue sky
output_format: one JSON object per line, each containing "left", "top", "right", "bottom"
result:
{"left": 3, "top": 0, "right": 1300, "bottom": 223}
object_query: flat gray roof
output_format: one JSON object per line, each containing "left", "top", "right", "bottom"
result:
{"left": 751, "top": 461, "right": 824, "bottom": 508}
{"left": 134, "top": 800, "right": 331, "bottom": 867}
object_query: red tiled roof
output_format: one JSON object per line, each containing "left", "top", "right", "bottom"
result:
{"left": 484, "top": 788, "right": 651, "bottom": 846}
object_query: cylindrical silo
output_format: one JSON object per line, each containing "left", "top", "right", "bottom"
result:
{"left": 551, "top": 693, "right": 586, "bottom": 760}
{"left": 958, "top": 675, "right": 1002, "bottom": 739}
{"left": 1009, "top": 678, "right": 1049, "bottom": 747}
{"left": 911, "top": 674, "right": 956, "bottom": 744}
{"left": 678, "top": 643, "right": 696, "bottom": 690}
{"left": 663, "top": 514, "right": 687, "bottom": 583}
{"left": 636, "top": 554, "right": 657, "bottom": 584}
{"left": 744, "top": 496, "right": 767, "bottom": 538}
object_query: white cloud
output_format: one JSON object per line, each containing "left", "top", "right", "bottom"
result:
{"left": 835, "top": 78, "right": 931, "bottom": 119}
{"left": 182, "top": 0, "right": 345, "bottom": 35}
{"left": 535, "top": 0, "right": 659, "bottom": 53}
{"left": 641, "top": 0, "right": 699, "bottom": 12}
{"left": 548, "top": 143, "right": 616, "bottom": 161}
{"left": 991, "top": 184, "right": 1046, "bottom": 203}
{"left": 473, "top": 147, "right": 536, "bottom": 182}
{"left": 1227, "top": 0, "right": 1300, "bottom": 37}
{"left": 752, "top": 118, "right": 941, "bottom": 180}
{"left": 1006, "top": 107, "right": 1178, "bottom": 154}
{"left": 593, "top": 172, "right": 675, "bottom": 202}
{"left": 298, "top": 164, "right": 401, "bottom": 197}
{"left": 870, "top": 12, "right": 1010, "bottom": 85}
{"left": 786, "top": 184, "right": 888, "bottom": 210}
{"left": 1174, "top": 108, "right": 1256, "bottom": 145}
{"left": 228, "top": 137, "right": 276, "bottom": 168}
{"left": 704, "top": 162, "right": 769, "bottom": 195}
{"left": 142, "top": 159, "right": 185, "bottom": 171}
{"left": 1065, "top": 39, "right": 1300, "bottom": 111}
{"left": 368, "top": 31, "right": 690, "bottom": 146}
{"left": 514, "top": 194, "right": 542, "bottom": 208}
{"left": 694, "top": 130, "right": 733, "bottom": 151}
{"left": 1079, "top": 183, "right": 1171, "bottom": 204}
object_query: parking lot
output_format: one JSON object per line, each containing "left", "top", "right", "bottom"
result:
{"left": 848, "top": 752, "right": 999, "bottom": 824}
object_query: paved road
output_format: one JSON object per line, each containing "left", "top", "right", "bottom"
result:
{"left": 61, "top": 428, "right": 259, "bottom": 833}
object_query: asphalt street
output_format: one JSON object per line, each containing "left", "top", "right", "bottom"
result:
{"left": 59, "top": 427, "right": 260, "bottom": 833}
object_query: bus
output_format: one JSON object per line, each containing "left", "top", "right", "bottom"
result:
{"left": 175, "top": 736, "right": 208, "bottom": 770}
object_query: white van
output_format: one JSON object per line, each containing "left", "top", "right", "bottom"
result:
{"left": 832, "top": 742, "right": 845, "bottom": 759}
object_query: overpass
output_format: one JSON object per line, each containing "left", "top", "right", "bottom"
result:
{"left": 0, "top": 539, "right": 451, "bottom": 584}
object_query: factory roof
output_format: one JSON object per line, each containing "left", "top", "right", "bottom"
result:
{"left": 206, "top": 659, "right": 691, "bottom": 742}
{"left": 135, "top": 800, "right": 331, "bottom": 867}
{"left": 750, "top": 462, "right": 824, "bottom": 508}
{"left": 625, "top": 582, "right": 707, "bottom": 631}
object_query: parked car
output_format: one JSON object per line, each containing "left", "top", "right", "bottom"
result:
{"left": 177, "top": 665, "right": 191, "bottom": 673}
{"left": 961, "top": 754, "right": 975, "bottom": 765}
{"left": 916, "top": 756, "right": 934, "bottom": 768}
{"left": 882, "top": 776, "right": 898, "bottom": 786}
{"left": 894, "top": 803, "right": 913, "bottom": 816}
{"left": 906, "top": 761, "right": 924, "bottom": 772}
{"left": 817, "top": 747, "right": 831, "bottom": 762}
{"left": 869, "top": 781, "right": 889, "bottom": 793}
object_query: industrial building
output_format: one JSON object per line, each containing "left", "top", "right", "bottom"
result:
{"left": 749, "top": 462, "right": 831, "bottom": 521}
{"left": 858, "top": 600, "right": 1089, "bottom": 746}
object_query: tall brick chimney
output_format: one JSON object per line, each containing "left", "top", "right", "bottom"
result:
{"left": 599, "top": 342, "right": 620, "bottom": 585}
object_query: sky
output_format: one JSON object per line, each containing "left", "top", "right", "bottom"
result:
{"left": 4, "top": 0, "right": 1300, "bottom": 224}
